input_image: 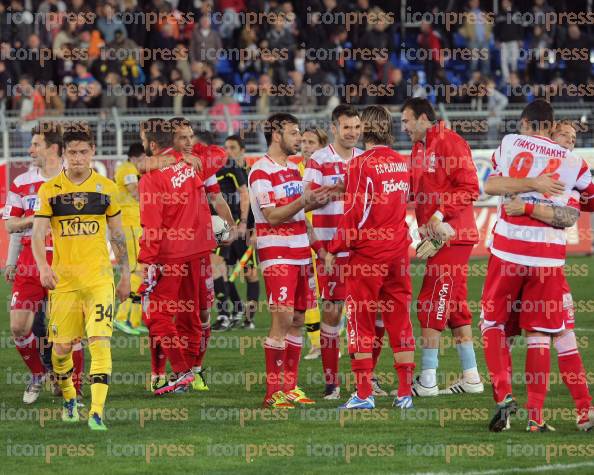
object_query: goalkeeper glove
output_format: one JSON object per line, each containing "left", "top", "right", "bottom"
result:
{"left": 137, "top": 264, "right": 162, "bottom": 296}
{"left": 416, "top": 238, "right": 444, "bottom": 259}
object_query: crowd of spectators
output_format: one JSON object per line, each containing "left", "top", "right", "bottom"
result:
{"left": 1, "top": 0, "right": 593, "bottom": 131}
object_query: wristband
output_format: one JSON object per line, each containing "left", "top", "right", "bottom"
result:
{"left": 525, "top": 203, "right": 535, "bottom": 216}
{"left": 310, "top": 240, "right": 324, "bottom": 256}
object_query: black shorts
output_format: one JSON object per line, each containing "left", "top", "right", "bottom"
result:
{"left": 219, "top": 237, "right": 257, "bottom": 268}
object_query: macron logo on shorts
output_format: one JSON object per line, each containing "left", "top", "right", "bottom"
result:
{"left": 431, "top": 274, "right": 453, "bottom": 322}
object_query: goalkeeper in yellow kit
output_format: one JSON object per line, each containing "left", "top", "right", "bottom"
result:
{"left": 32, "top": 125, "right": 130, "bottom": 431}
{"left": 113, "top": 143, "right": 147, "bottom": 335}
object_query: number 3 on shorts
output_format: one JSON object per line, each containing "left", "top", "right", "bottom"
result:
{"left": 278, "top": 286, "right": 287, "bottom": 302}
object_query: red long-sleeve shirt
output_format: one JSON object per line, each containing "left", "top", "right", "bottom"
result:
{"left": 138, "top": 145, "right": 227, "bottom": 264}
{"left": 410, "top": 122, "right": 480, "bottom": 244}
{"left": 327, "top": 145, "right": 411, "bottom": 260}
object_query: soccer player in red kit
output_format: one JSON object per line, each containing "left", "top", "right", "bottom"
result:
{"left": 325, "top": 105, "right": 415, "bottom": 410}
{"left": 303, "top": 105, "right": 363, "bottom": 400}
{"left": 492, "top": 119, "right": 594, "bottom": 431}
{"left": 248, "top": 113, "right": 330, "bottom": 408}
{"left": 138, "top": 118, "right": 227, "bottom": 395}
{"left": 481, "top": 100, "right": 592, "bottom": 432}
{"left": 401, "top": 98, "right": 483, "bottom": 397}
{"left": 170, "top": 118, "right": 234, "bottom": 391}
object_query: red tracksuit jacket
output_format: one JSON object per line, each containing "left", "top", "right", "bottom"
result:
{"left": 138, "top": 145, "right": 227, "bottom": 264}
{"left": 410, "top": 122, "right": 480, "bottom": 244}
{"left": 327, "top": 145, "right": 411, "bottom": 260}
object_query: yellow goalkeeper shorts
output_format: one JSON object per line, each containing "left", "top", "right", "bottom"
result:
{"left": 48, "top": 283, "right": 115, "bottom": 343}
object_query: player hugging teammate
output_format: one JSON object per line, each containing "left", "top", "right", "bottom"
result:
{"left": 481, "top": 100, "right": 594, "bottom": 432}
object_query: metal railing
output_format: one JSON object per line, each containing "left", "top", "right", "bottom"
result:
{"left": 3, "top": 103, "right": 594, "bottom": 160}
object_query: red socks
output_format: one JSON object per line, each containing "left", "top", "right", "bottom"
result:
{"left": 150, "top": 335, "right": 167, "bottom": 377}
{"left": 264, "top": 338, "right": 285, "bottom": 398}
{"left": 395, "top": 362, "right": 415, "bottom": 397}
{"left": 320, "top": 323, "right": 340, "bottom": 386}
{"left": 555, "top": 331, "right": 592, "bottom": 412}
{"left": 481, "top": 324, "right": 512, "bottom": 403}
{"left": 195, "top": 321, "right": 211, "bottom": 368}
{"left": 160, "top": 336, "right": 190, "bottom": 374}
{"left": 526, "top": 336, "right": 550, "bottom": 425}
{"left": 14, "top": 331, "right": 46, "bottom": 376}
{"left": 284, "top": 335, "right": 303, "bottom": 392}
{"left": 372, "top": 322, "right": 385, "bottom": 369}
{"left": 351, "top": 357, "right": 373, "bottom": 399}
{"left": 72, "top": 342, "right": 84, "bottom": 395}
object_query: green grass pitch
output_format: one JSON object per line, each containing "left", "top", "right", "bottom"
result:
{"left": 1, "top": 256, "right": 594, "bottom": 474}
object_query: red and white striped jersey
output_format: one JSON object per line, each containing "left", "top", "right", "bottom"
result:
{"left": 302, "top": 144, "right": 363, "bottom": 257}
{"left": 490, "top": 133, "right": 592, "bottom": 267}
{"left": 204, "top": 174, "right": 220, "bottom": 195}
{"left": 2, "top": 167, "right": 48, "bottom": 243}
{"left": 248, "top": 155, "right": 311, "bottom": 270}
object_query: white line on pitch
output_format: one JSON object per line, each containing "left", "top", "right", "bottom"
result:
{"left": 414, "top": 461, "right": 594, "bottom": 475}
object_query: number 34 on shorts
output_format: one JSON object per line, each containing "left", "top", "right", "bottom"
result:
{"left": 47, "top": 283, "right": 115, "bottom": 343}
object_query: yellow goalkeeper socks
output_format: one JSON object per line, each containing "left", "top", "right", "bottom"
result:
{"left": 115, "top": 298, "right": 131, "bottom": 323}
{"left": 305, "top": 307, "right": 321, "bottom": 349}
{"left": 89, "top": 339, "right": 112, "bottom": 417}
{"left": 128, "top": 272, "right": 144, "bottom": 327}
{"left": 129, "top": 302, "right": 143, "bottom": 328}
{"left": 51, "top": 349, "right": 76, "bottom": 401}
{"left": 90, "top": 380, "right": 109, "bottom": 418}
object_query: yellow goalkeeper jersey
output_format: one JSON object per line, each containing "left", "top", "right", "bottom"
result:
{"left": 35, "top": 170, "right": 121, "bottom": 292}
{"left": 114, "top": 160, "right": 140, "bottom": 227}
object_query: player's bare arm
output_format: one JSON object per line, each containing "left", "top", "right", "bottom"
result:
{"left": 504, "top": 195, "right": 579, "bottom": 228}
{"left": 210, "top": 192, "right": 237, "bottom": 244}
{"left": 125, "top": 182, "right": 139, "bottom": 201}
{"left": 31, "top": 216, "right": 57, "bottom": 290}
{"left": 107, "top": 214, "right": 131, "bottom": 302}
{"left": 305, "top": 216, "right": 326, "bottom": 259}
{"left": 5, "top": 215, "right": 34, "bottom": 233}
{"left": 261, "top": 187, "right": 329, "bottom": 226}
{"left": 485, "top": 173, "right": 565, "bottom": 196}
{"left": 4, "top": 232, "right": 22, "bottom": 282}
{"left": 302, "top": 182, "right": 337, "bottom": 211}
{"left": 140, "top": 152, "right": 204, "bottom": 174}
{"left": 238, "top": 184, "right": 249, "bottom": 238}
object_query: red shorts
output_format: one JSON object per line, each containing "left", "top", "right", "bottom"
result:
{"left": 11, "top": 245, "right": 51, "bottom": 312}
{"left": 262, "top": 264, "right": 316, "bottom": 312}
{"left": 481, "top": 254, "right": 565, "bottom": 334}
{"left": 316, "top": 254, "right": 348, "bottom": 301}
{"left": 344, "top": 252, "right": 414, "bottom": 354}
{"left": 417, "top": 244, "right": 474, "bottom": 331}
{"left": 505, "top": 276, "right": 574, "bottom": 337}
{"left": 143, "top": 255, "right": 214, "bottom": 330}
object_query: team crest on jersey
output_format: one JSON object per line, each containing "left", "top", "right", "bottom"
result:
{"left": 73, "top": 194, "right": 88, "bottom": 211}
{"left": 29, "top": 184, "right": 35, "bottom": 194}
{"left": 96, "top": 184, "right": 103, "bottom": 193}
